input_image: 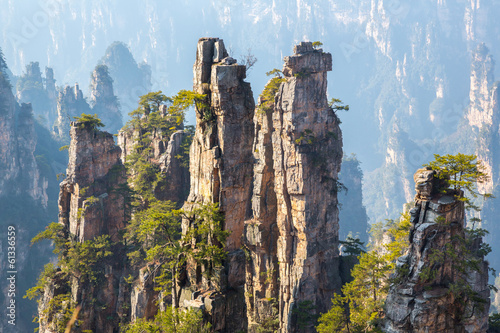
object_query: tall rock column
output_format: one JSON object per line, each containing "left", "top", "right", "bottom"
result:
{"left": 38, "top": 122, "right": 130, "bottom": 333}
{"left": 244, "top": 84, "right": 279, "bottom": 331}
{"left": 187, "top": 38, "right": 254, "bottom": 251}
{"left": 272, "top": 42, "right": 343, "bottom": 332}
{"left": 182, "top": 37, "right": 255, "bottom": 331}
{"left": 384, "top": 168, "right": 490, "bottom": 333}
{"left": 59, "top": 122, "right": 126, "bottom": 242}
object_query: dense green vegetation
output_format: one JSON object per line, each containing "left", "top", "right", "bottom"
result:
{"left": 317, "top": 213, "right": 410, "bottom": 333}
{"left": 257, "top": 69, "right": 285, "bottom": 115}
{"left": 73, "top": 113, "right": 105, "bottom": 131}
{"left": 123, "top": 306, "right": 211, "bottom": 332}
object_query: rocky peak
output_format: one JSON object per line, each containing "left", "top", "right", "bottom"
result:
{"left": 89, "top": 64, "right": 123, "bottom": 134}
{"left": 187, "top": 37, "right": 254, "bottom": 251}
{"left": 384, "top": 168, "right": 490, "bottom": 332}
{"left": 53, "top": 84, "right": 91, "bottom": 141}
{"left": 179, "top": 37, "right": 254, "bottom": 331}
{"left": 59, "top": 122, "right": 126, "bottom": 242}
{"left": 44, "top": 67, "right": 57, "bottom": 99}
{"left": 0, "top": 60, "right": 46, "bottom": 205}
{"left": 272, "top": 42, "right": 342, "bottom": 332}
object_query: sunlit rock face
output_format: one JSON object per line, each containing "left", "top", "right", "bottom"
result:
{"left": 272, "top": 42, "right": 343, "bottom": 332}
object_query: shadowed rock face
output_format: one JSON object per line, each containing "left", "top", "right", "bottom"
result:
{"left": 272, "top": 41, "right": 343, "bottom": 332}
{"left": 89, "top": 65, "right": 123, "bottom": 135}
{"left": 384, "top": 168, "right": 490, "bottom": 333}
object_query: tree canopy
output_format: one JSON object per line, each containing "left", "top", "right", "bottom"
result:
{"left": 424, "top": 153, "right": 492, "bottom": 212}
{"left": 73, "top": 113, "right": 105, "bottom": 131}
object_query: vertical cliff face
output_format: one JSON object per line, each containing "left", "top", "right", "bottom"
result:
{"left": 118, "top": 121, "right": 191, "bottom": 204}
{"left": 338, "top": 155, "right": 369, "bottom": 243}
{"left": 0, "top": 53, "right": 54, "bottom": 333}
{"left": 53, "top": 84, "right": 91, "bottom": 142}
{"left": 0, "top": 64, "right": 46, "bottom": 204}
{"left": 272, "top": 42, "right": 343, "bottom": 331}
{"left": 244, "top": 79, "right": 279, "bottom": 331}
{"left": 39, "top": 122, "right": 129, "bottom": 333}
{"left": 59, "top": 123, "right": 126, "bottom": 242}
{"left": 89, "top": 65, "right": 123, "bottom": 134}
{"left": 187, "top": 37, "right": 255, "bottom": 250}
{"left": 180, "top": 37, "right": 255, "bottom": 331}
{"left": 465, "top": 44, "right": 500, "bottom": 197}
{"left": 384, "top": 168, "right": 490, "bottom": 333}
{"left": 16, "top": 62, "right": 58, "bottom": 129}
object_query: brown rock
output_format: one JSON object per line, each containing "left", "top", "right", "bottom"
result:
{"left": 272, "top": 42, "right": 343, "bottom": 332}
{"left": 384, "top": 169, "right": 490, "bottom": 333}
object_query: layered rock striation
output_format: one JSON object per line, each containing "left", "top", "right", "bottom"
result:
{"left": 179, "top": 37, "right": 255, "bottom": 332}
{"left": 384, "top": 168, "right": 490, "bottom": 333}
{"left": 59, "top": 122, "right": 127, "bottom": 242}
{"left": 39, "top": 122, "right": 130, "bottom": 333}
{"left": 272, "top": 42, "right": 343, "bottom": 332}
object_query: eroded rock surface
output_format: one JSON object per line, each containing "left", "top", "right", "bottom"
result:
{"left": 180, "top": 37, "right": 254, "bottom": 331}
{"left": 59, "top": 123, "right": 127, "bottom": 242}
{"left": 384, "top": 167, "right": 490, "bottom": 333}
{"left": 272, "top": 42, "right": 343, "bottom": 332}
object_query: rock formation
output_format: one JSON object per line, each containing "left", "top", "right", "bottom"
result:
{"left": 180, "top": 37, "right": 255, "bottom": 332}
{"left": 118, "top": 118, "right": 191, "bottom": 204}
{"left": 384, "top": 167, "right": 490, "bottom": 333}
{"left": 39, "top": 121, "right": 129, "bottom": 333}
{"left": 244, "top": 79, "right": 279, "bottom": 331}
{"left": 58, "top": 122, "right": 127, "bottom": 242}
{"left": 16, "top": 62, "right": 58, "bottom": 128}
{"left": 0, "top": 62, "right": 47, "bottom": 205}
{"left": 53, "top": 84, "right": 91, "bottom": 141}
{"left": 272, "top": 42, "right": 343, "bottom": 332}
{"left": 0, "top": 52, "right": 54, "bottom": 333}
{"left": 338, "top": 155, "right": 369, "bottom": 243}
{"left": 35, "top": 38, "right": 344, "bottom": 333}
{"left": 89, "top": 64, "right": 123, "bottom": 134}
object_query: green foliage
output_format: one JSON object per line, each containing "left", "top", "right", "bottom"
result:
{"left": 340, "top": 236, "right": 366, "bottom": 256}
{"left": 266, "top": 68, "right": 283, "bottom": 77}
{"left": 312, "top": 41, "right": 323, "bottom": 49}
{"left": 318, "top": 213, "right": 411, "bottom": 332}
{"left": 489, "top": 313, "right": 500, "bottom": 333}
{"left": 257, "top": 74, "right": 285, "bottom": 115}
{"left": 316, "top": 295, "right": 350, "bottom": 333}
{"left": 30, "top": 223, "right": 113, "bottom": 289}
{"left": 329, "top": 98, "right": 350, "bottom": 115}
{"left": 255, "top": 298, "right": 279, "bottom": 333}
{"left": 175, "top": 125, "right": 195, "bottom": 169}
{"left": 64, "top": 235, "right": 113, "bottom": 284}
{"left": 180, "top": 203, "right": 230, "bottom": 277}
{"left": 73, "top": 113, "right": 105, "bottom": 131}
{"left": 122, "top": 306, "right": 211, "bottom": 333}
{"left": 43, "top": 293, "right": 77, "bottom": 333}
{"left": 31, "top": 222, "right": 67, "bottom": 256}
{"left": 295, "top": 129, "right": 315, "bottom": 145}
{"left": 24, "top": 263, "right": 58, "bottom": 301}
{"left": 59, "top": 145, "right": 69, "bottom": 151}
{"left": 292, "top": 300, "right": 318, "bottom": 331}
{"left": 423, "top": 153, "right": 492, "bottom": 212}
